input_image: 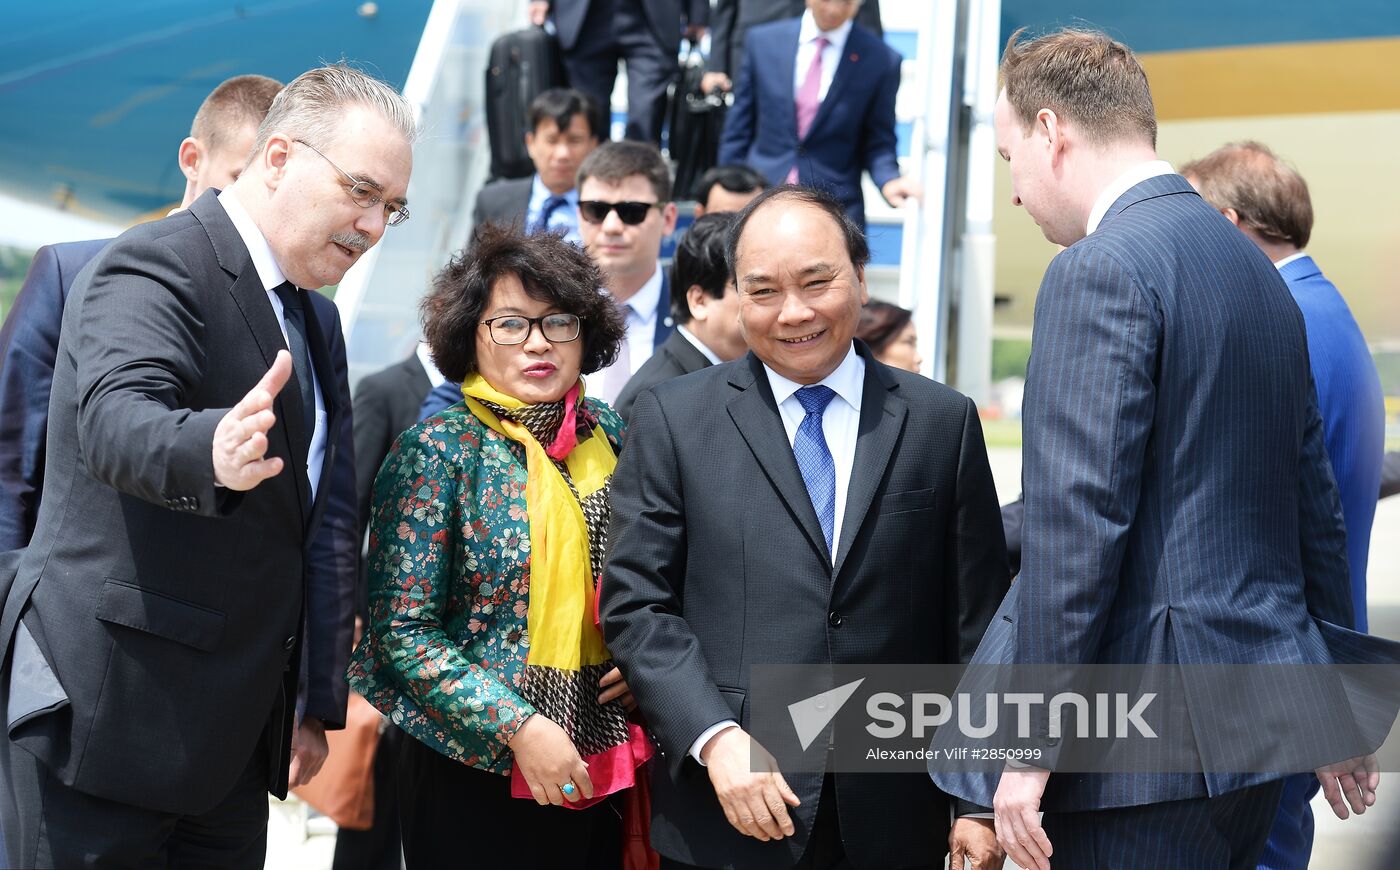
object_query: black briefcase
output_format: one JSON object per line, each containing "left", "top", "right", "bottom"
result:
{"left": 485, "top": 26, "right": 567, "bottom": 181}
{"left": 667, "top": 46, "right": 730, "bottom": 201}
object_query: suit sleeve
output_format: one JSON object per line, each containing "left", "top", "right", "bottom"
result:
{"left": 1297, "top": 374, "right": 1354, "bottom": 629}
{"left": 420, "top": 380, "right": 462, "bottom": 421}
{"left": 352, "top": 375, "right": 393, "bottom": 536}
{"left": 600, "top": 389, "right": 735, "bottom": 773}
{"left": 861, "top": 50, "right": 902, "bottom": 191}
{"left": 303, "top": 303, "right": 358, "bottom": 729}
{"left": 716, "top": 34, "right": 759, "bottom": 166}
{"left": 686, "top": 0, "right": 709, "bottom": 27}
{"left": 1000, "top": 496, "right": 1025, "bottom": 578}
{"left": 708, "top": 0, "right": 738, "bottom": 75}
{"left": 1015, "top": 245, "right": 1160, "bottom": 668}
{"left": 71, "top": 237, "right": 229, "bottom": 516}
{"left": 945, "top": 396, "right": 1010, "bottom": 665}
{"left": 0, "top": 246, "right": 64, "bottom": 549}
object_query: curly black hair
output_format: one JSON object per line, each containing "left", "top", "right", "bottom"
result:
{"left": 421, "top": 223, "right": 626, "bottom": 381}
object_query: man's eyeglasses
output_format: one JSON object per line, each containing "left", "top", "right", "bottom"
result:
{"left": 579, "top": 200, "right": 661, "bottom": 225}
{"left": 294, "top": 139, "right": 410, "bottom": 227}
{"left": 481, "top": 313, "right": 582, "bottom": 345}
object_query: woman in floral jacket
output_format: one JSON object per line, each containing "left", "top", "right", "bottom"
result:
{"left": 348, "top": 225, "right": 646, "bottom": 867}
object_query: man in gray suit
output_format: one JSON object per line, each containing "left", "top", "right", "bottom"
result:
{"left": 0, "top": 65, "right": 415, "bottom": 866}
{"left": 946, "top": 29, "right": 1381, "bottom": 870}
{"left": 470, "top": 88, "right": 600, "bottom": 244}
{"left": 614, "top": 211, "right": 746, "bottom": 420}
{"left": 601, "top": 186, "right": 1006, "bottom": 870}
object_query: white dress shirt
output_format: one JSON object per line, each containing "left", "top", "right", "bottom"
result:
{"left": 587, "top": 264, "right": 665, "bottom": 402}
{"left": 675, "top": 324, "right": 721, "bottom": 366}
{"left": 217, "top": 190, "right": 327, "bottom": 500}
{"left": 1274, "top": 251, "right": 1308, "bottom": 270}
{"left": 1085, "top": 160, "right": 1175, "bottom": 236}
{"left": 525, "top": 174, "right": 581, "bottom": 245}
{"left": 416, "top": 341, "right": 446, "bottom": 389}
{"left": 794, "top": 10, "right": 854, "bottom": 102}
{"left": 689, "top": 343, "right": 866, "bottom": 764}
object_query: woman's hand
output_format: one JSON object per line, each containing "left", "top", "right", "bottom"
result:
{"left": 598, "top": 666, "right": 636, "bottom": 712}
{"left": 508, "top": 713, "right": 593, "bottom": 806}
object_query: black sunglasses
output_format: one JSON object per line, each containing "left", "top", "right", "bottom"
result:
{"left": 578, "top": 200, "right": 661, "bottom": 225}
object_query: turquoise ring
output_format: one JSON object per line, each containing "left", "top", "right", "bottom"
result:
{"left": 561, "top": 782, "right": 577, "bottom": 797}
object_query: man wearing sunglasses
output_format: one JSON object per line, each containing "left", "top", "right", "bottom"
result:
{"left": 0, "top": 65, "right": 415, "bottom": 867}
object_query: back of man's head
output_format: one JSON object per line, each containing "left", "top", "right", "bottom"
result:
{"left": 999, "top": 28, "right": 1157, "bottom": 148}
{"left": 696, "top": 164, "right": 768, "bottom": 215}
{"left": 577, "top": 140, "right": 672, "bottom": 204}
{"left": 252, "top": 63, "right": 418, "bottom": 157}
{"left": 191, "top": 75, "right": 284, "bottom": 155}
{"left": 672, "top": 211, "right": 737, "bottom": 323}
{"left": 1180, "top": 141, "right": 1312, "bottom": 249}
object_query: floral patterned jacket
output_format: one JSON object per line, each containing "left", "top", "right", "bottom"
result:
{"left": 346, "top": 398, "right": 625, "bottom": 774}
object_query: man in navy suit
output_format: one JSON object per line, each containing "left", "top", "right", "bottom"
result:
{"left": 1183, "top": 142, "right": 1386, "bottom": 870}
{"left": 939, "top": 29, "right": 1383, "bottom": 870}
{"left": 716, "top": 0, "right": 918, "bottom": 229}
{"left": 0, "top": 73, "right": 357, "bottom": 803}
{"left": 528, "top": 0, "right": 709, "bottom": 143}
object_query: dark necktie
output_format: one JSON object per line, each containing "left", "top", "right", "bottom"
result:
{"left": 533, "top": 194, "right": 569, "bottom": 235}
{"left": 273, "top": 282, "right": 316, "bottom": 440}
{"left": 793, "top": 385, "right": 837, "bottom": 554}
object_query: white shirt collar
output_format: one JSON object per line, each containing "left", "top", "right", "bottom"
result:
{"left": 1274, "top": 251, "right": 1309, "bottom": 270}
{"left": 799, "top": 9, "right": 854, "bottom": 54}
{"left": 529, "top": 174, "right": 578, "bottom": 210}
{"left": 620, "top": 264, "right": 664, "bottom": 324}
{"left": 416, "top": 341, "right": 446, "bottom": 388}
{"left": 217, "top": 189, "right": 287, "bottom": 291}
{"left": 1085, "top": 160, "right": 1175, "bottom": 236}
{"left": 676, "top": 323, "right": 722, "bottom": 365}
{"left": 763, "top": 343, "right": 864, "bottom": 413}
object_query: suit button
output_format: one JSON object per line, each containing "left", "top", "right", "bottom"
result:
{"left": 187, "top": 497, "right": 199, "bottom": 510}
{"left": 283, "top": 636, "right": 296, "bottom": 650}
{"left": 828, "top": 611, "right": 843, "bottom": 628}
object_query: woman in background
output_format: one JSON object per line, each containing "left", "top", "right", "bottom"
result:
{"left": 857, "top": 300, "right": 922, "bottom": 373}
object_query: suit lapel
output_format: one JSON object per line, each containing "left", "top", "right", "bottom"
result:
{"left": 191, "top": 191, "right": 311, "bottom": 516}
{"left": 777, "top": 21, "right": 801, "bottom": 141}
{"left": 726, "top": 355, "right": 830, "bottom": 563}
{"left": 806, "top": 26, "right": 864, "bottom": 140}
{"left": 666, "top": 330, "right": 713, "bottom": 375}
{"left": 653, "top": 268, "right": 675, "bottom": 350}
{"left": 832, "top": 352, "right": 906, "bottom": 579}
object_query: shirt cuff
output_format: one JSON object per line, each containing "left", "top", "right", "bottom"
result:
{"left": 689, "top": 720, "right": 739, "bottom": 766}
{"left": 960, "top": 812, "right": 994, "bottom": 819}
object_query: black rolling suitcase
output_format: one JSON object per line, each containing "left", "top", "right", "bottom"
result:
{"left": 485, "top": 26, "right": 566, "bottom": 181}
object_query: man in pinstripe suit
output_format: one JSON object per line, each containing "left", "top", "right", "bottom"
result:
{"left": 951, "top": 29, "right": 1382, "bottom": 870}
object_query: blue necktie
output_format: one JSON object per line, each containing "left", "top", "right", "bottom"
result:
{"left": 793, "top": 385, "right": 837, "bottom": 554}
{"left": 533, "top": 194, "right": 569, "bottom": 235}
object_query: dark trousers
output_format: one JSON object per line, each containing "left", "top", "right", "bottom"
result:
{"left": 331, "top": 726, "right": 403, "bottom": 870}
{"left": 659, "top": 775, "right": 942, "bottom": 870}
{"left": 1041, "top": 779, "right": 1285, "bottom": 869}
{"left": 0, "top": 732, "right": 272, "bottom": 869}
{"left": 1257, "top": 773, "right": 1318, "bottom": 870}
{"left": 560, "top": 0, "right": 678, "bottom": 143}
{"left": 396, "top": 733, "right": 622, "bottom": 869}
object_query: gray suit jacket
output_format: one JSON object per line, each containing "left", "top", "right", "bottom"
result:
{"left": 613, "top": 328, "right": 712, "bottom": 422}
{"left": 470, "top": 176, "right": 533, "bottom": 239}
{"left": 601, "top": 344, "right": 1009, "bottom": 870}
{"left": 0, "top": 190, "right": 340, "bottom": 814}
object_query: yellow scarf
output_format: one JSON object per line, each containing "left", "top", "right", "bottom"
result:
{"left": 460, "top": 374, "right": 615, "bottom": 671}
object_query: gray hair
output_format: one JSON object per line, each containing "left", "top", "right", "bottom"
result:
{"left": 251, "top": 64, "right": 417, "bottom": 157}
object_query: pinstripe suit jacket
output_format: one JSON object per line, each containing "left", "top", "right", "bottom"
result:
{"left": 936, "top": 174, "right": 1399, "bottom": 813}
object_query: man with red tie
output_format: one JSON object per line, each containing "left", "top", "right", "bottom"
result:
{"left": 717, "top": 0, "right": 918, "bottom": 229}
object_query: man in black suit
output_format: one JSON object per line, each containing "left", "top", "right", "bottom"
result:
{"left": 703, "top": 0, "right": 883, "bottom": 94}
{"left": 529, "top": 0, "right": 710, "bottom": 143}
{"left": 615, "top": 211, "right": 746, "bottom": 420}
{"left": 0, "top": 65, "right": 415, "bottom": 867}
{"left": 469, "top": 88, "right": 600, "bottom": 244}
{"left": 601, "top": 186, "right": 1007, "bottom": 869}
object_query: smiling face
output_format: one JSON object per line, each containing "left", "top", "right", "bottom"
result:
{"left": 260, "top": 106, "right": 412, "bottom": 290}
{"left": 473, "top": 272, "right": 585, "bottom": 404}
{"left": 735, "top": 200, "right": 867, "bottom": 384}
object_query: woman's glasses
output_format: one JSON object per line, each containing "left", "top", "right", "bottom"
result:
{"left": 481, "top": 313, "right": 582, "bottom": 345}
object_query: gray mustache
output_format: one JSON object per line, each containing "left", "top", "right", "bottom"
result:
{"left": 330, "top": 232, "right": 370, "bottom": 252}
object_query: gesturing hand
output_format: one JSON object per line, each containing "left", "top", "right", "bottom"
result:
{"left": 213, "top": 350, "right": 292, "bottom": 491}
{"left": 1316, "top": 754, "right": 1379, "bottom": 819}
{"left": 701, "top": 726, "right": 801, "bottom": 841}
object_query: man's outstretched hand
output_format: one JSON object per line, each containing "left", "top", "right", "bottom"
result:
{"left": 213, "top": 350, "right": 292, "bottom": 491}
